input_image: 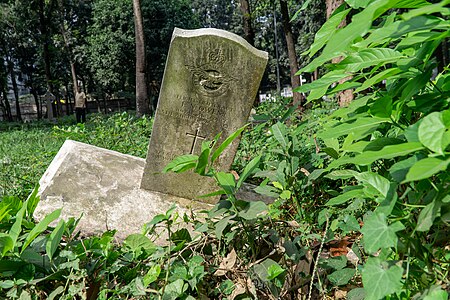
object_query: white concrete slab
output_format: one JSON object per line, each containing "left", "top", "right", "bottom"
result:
{"left": 35, "top": 140, "right": 211, "bottom": 241}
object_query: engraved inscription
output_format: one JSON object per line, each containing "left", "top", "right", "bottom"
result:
{"left": 186, "top": 128, "right": 206, "bottom": 154}
{"left": 152, "top": 150, "right": 177, "bottom": 163}
{"left": 157, "top": 94, "right": 229, "bottom": 130}
{"left": 186, "top": 47, "right": 236, "bottom": 97}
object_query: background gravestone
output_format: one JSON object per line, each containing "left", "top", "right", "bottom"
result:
{"left": 141, "top": 28, "right": 268, "bottom": 202}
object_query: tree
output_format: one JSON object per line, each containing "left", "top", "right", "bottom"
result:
{"left": 279, "top": 0, "right": 302, "bottom": 107}
{"left": 239, "top": 0, "right": 255, "bottom": 45}
{"left": 37, "top": 0, "right": 57, "bottom": 98}
{"left": 133, "top": 0, "right": 150, "bottom": 116}
{"left": 84, "top": 0, "right": 134, "bottom": 96}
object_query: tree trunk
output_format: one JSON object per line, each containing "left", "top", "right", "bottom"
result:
{"left": 239, "top": 0, "right": 255, "bottom": 46}
{"left": 326, "top": 0, "right": 344, "bottom": 18}
{"left": 31, "top": 88, "right": 41, "bottom": 120}
{"left": 38, "top": 0, "right": 56, "bottom": 116}
{"left": 326, "top": 0, "right": 353, "bottom": 107}
{"left": 0, "top": 58, "right": 12, "bottom": 121}
{"left": 1, "top": 89, "right": 12, "bottom": 122}
{"left": 133, "top": 0, "right": 150, "bottom": 117}
{"left": 8, "top": 61, "right": 22, "bottom": 121}
{"left": 58, "top": 0, "right": 79, "bottom": 107}
{"left": 279, "top": 0, "right": 303, "bottom": 107}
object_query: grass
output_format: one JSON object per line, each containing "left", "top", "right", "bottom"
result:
{"left": 0, "top": 112, "right": 152, "bottom": 198}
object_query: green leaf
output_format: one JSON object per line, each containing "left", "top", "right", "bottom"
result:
{"left": 0, "top": 261, "right": 27, "bottom": 273}
{"left": 171, "top": 228, "right": 191, "bottom": 245}
{"left": 361, "top": 212, "right": 405, "bottom": 254}
{"left": 295, "top": 71, "right": 349, "bottom": 100}
{"left": 254, "top": 185, "right": 280, "bottom": 198}
{"left": 26, "top": 186, "right": 40, "bottom": 216}
{"left": 355, "top": 68, "right": 401, "bottom": 93}
{"left": 15, "top": 263, "right": 35, "bottom": 281}
{"left": 211, "top": 125, "right": 247, "bottom": 164}
{"left": 403, "top": 1, "right": 450, "bottom": 20}
{"left": 0, "top": 204, "right": 11, "bottom": 224}
{"left": 403, "top": 157, "right": 450, "bottom": 183}
{"left": 198, "top": 190, "right": 227, "bottom": 198}
{"left": 421, "top": 285, "right": 449, "bottom": 300}
{"left": 397, "top": 31, "right": 446, "bottom": 49}
{"left": 362, "top": 257, "right": 404, "bottom": 300}
{"left": 215, "top": 215, "right": 234, "bottom": 240}
{"left": 237, "top": 155, "right": 261, "bottom": 189}
{"left": 347, "top": 288, "right": 365, "bottom": 300}
{"left": 345, "top": 0, "right": 371, "bottom": 8}
{"left": 253, "top": 258, "right": 283, "bottom": 282}
{"left": 326, "top": 188, "right": 365, "bottom": 206}
{"left": 338, "top": 48, "right": 404, "bottom": 73}
{"left": 123, "top": 234, "right": 156, "bottom": 258}
{"left": 21, "top": 209, "right": 61, "bottom": 254}
{"left": 351, "top": 142, "right": 424, "bottom": 166}
{"left": 46, "top": 219, "right": 65, "bottom": 261}
{"left": 47, "top": 286, "right": 64, "bottom": 300}
{"left": 0, "top": 234, "right": 13, "bottom": 257}
{"left": 10, "top": 202, "right": 27, "bottom": 249}
{"left": 280, "top": 190, "right": 291, "bottom": 200}
{"left": 416, "top": 200, "right": 442, "bottom": 232}
{"left": 143, "top": 265, "right": 161, "bottom": 286}
{"left": 323, "top": 147, "right": 339, "bottom": 159}
{"left": 321, "top": 255, "right": 347, "bottom": 270}
{"left": 418, "top": 112, "right": 449, "bottom": 155}
{"left": 238, "top": 201, "right": 267, "bottom": 220}
{"left": 147, "top": 214, "right": 167, "bottom": 226}
{"left": 325, "top": 170, "right": 359, "bottom": 180}
{"left": 271, "top": 122, "right": 288, "bottom": 150}
{"left": 163, "top": 155, "right": 198, "bottom": 173}
{"left": 19, "top": 290, "right": 31, "bottom": 300}
{"left": 369, "top": 96, "right": 393, "bottom": 119}
{"left": 162, "top": 279, "right": 187, "bottom": 300}
{"left": 375, "top": 183, "right": 398, "bottom": 216}
{"left": 267, "top": 263, "right": 285, "bottom": 280}
{"left": 355, "top": 172, "right": 390, "bottom": 198}
{"left": 328, "top": 268, "right": 356, "bottom": 286}
{"left": 290, "top": 0, "right": 314, "bottom": 22}
{"left": 319, "top": 117, "right": 387, "bottom": 140}
{"left": 194, "top": 146, "right": 210, "bottom": 176}
{"left": 215, "top": 172, "right": 236, "bottom": 195}
{"left": 303, "top": 8, "right": 351, "bottom": 57}
{"left": 301, "top": 0, "right": 395, "bottom": 72}
{"left": 364, "top": 138, "right": 404, "bottom": 151}
{"left": 358, "top": 15, "right": 449, "bottom": 48}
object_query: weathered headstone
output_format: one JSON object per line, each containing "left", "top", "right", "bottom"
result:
{"left": 141, "top": 28, "right": 268, "bottom": 202}
{"left": 43, "top": 91, "right": 55, "bottom": 120}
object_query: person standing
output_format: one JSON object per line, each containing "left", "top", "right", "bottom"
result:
{"left": 75, "top": 86, "right": 87, "bottom": 123}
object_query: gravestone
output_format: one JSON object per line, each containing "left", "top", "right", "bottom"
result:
{"left": 35, "top": 28, "right": 269, "bottom": 240}
{"left": 141, "top": 28, "right": 268, "bottom": 202}
{"left": 43, "top": 91, "right": 55, "bottom": 120}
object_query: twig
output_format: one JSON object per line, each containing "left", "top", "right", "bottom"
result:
{"left": 307, "top": 218, "right": 329, "bottom": 300}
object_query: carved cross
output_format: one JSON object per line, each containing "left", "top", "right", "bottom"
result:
{"left": 186, "top": 128, "right": 206, "bottom": 154}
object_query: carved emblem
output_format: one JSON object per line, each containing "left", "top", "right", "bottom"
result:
{"left": 186, "top": 48, "right": 235, "bottom": 97}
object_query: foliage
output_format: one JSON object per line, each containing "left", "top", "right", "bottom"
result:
{"left": 295, "top": 0, "right": 450, "bottom": 298}
{"left": 83, "top": 0, "right": 134, "bottom": 92}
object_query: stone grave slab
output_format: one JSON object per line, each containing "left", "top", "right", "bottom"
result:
{"left": 35, "top": 140, "right": 210, "bottom": 241}
{"left": 141, "top": 28, "right": 268, "bottom": 203}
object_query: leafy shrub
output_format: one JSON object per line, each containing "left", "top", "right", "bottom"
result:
{"left": 296, "top": 0, "right": 450, "bottom": 298}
